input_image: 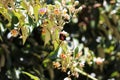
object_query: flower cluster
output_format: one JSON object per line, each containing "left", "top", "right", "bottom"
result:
{"left": 6, "top": 0, "right": 104, "bottom": 80}
{"left": 7, "top": 0, "right": 82, "bottom": 43}
{"left": 47, "top": 2, "right": 105, "bottom": 79}
{"left": 38, "top": 0, "right": 83, "bottom": 38}
{"left": 53, "top": 40, "right": 105, "bottom": 79}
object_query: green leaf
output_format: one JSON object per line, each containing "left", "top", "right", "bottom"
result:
{"left": 43, "top": 58, "right": 51, "bottom": 67}
{"left": 0, "top": 4, "right": 11, "bottom": 26}
{"left": 21, "top": 1, "right": 28, "bottom": 10}
{"left": 11, "top": 16, "right": 19, "bottom": 28}
{"left": 49, "top": 45, "right": 60, "bottom": 59}
{"left": 33, "top": 4, "right": 41, "bottom": 21}
{"left": 20, "top": 26, "right": 29, "bottom": 44}
{"left": 52, "top": 27, "right": 60, "bottom": 41}
{"left": 111, "top": 71, "right": 119, "bottom": 77}
{"left": 47, "top": 19, "right": 54, "bottom": 28}
{"left": 74, "top": 47, "right": 79, "bottom": 57}
{"left": 13, "top": 11, "right": 25, "bottom": 26}
{"left": 22, "top": 71, "right": 40, "bottom": 80}
{"left": 44, "top": 28, "right": 51, "bottom": 45}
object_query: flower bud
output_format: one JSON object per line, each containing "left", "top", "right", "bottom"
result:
{"left": 54, "top": 9, "right": 60, "bottom": 15}
{"left": 39, "top": 8, "right": 47, "bottom": 15}
{"left": 74, "top": 1, "right": 79, "bottom": 6}
{"left": 94, "top": 57, "right": 104, "bottom": 65}
{"left": 60, "top": 53, "right": 67, "bottom": 59}
{"left": 53, "top": 62, "right": 61, "bottom": 68}
{"left": 64, "top": 77, "right": 71, "bottom": 80}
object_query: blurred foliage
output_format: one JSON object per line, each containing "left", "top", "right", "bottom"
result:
{"left": 0, "top": 0, "right": 120, "bottom": 80}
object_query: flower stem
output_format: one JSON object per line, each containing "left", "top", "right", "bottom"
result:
{"left": 75, "top": 68, "right": 98, "bottom": 80}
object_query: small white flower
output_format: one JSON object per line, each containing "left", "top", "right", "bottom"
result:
{"left": 90, "top": 73, "right": 96, "bottom": 77}
{"left": 67, "top": 71, "right": 71, "bottom": 75}
{"left": 94, "top": 57, "right": 105, "bottom": 65}
{"left": 72, "top": 17, "right": 78, "bottom": 23}
{"left": 62, "top": 8, "right": 67, "bottom": 14}
{"left": 7, "top": 32, "right": 12, "bottom": 39}
{"left": 64, "top": 77, "right": 71, "bottom": 80}
{"left": 74, "top": 1, "right": 79, "bottom": 6}
{"left": 73, "top": 61, "right": 78, "bottom": 67}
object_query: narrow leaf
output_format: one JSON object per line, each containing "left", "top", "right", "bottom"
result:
{"left": 33, "top": 4, "right": 41, "bottom": 21}
{"left": 44, "top": 28, "right": 51, "bottom": 45}
{"left": 74, "top": 47, "right": 79, "bottom": 57}
{"left": 21, "top": 1, "right": 28, "bottom": 10}
{"left": 22, "top": 71, "right": 39, "bottom": 80}
{"left": 21, "top": 26, "right": 29, "bottom": 44}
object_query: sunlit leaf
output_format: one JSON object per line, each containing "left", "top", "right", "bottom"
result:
{"left": 0, "top": 4, "right": 11, "bottom": 27}
{"left": 20, "top": 26, "right": 29, "bottom": 44}
{"left": 47, "top": 19, "right": 54, "bottom": 28}
{"left": 0, "top": 6, "right": 10, "bottom": 21}
{"left": 33, "top": 4, "right": 41, "bottom": 21}
{"left": 22, "top": 71, "right": 39, "bottom": 80}
{"left": 43, "top": 58, "right": 51, "bottom": 67}
{"left": 49, "top": 44, "right": 60, "bottom": 59}
{"left": 104, "top": 46, "right": 114, "bottom": 53}
{"left": 44, "top": 28, "right": 51, "bottom": 45}
{"left": 74, "top": 47, "right": 79, "bottom": 57}
{"left": 13, "top": 11, "right": 25, "bottom": 26}
{"left": 21, "top": 1, "right": 28, "bottom": 10}
{"left": 52, "top": 30, "right": 59, "bottom": 41}
{"left": 111, "top": 71, "right": 119, "bottom": 77}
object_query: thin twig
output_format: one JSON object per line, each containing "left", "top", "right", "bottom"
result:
{"left": 75, "top": 68, "right": 98, "bottom": 80}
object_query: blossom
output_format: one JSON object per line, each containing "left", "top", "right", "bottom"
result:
{"left": 79, "top": 60, "right": 85, "bottom": 67}
{"left": 79, "top": 62, "right": 84, "bottom": 67}
{"left": 72, "top": 71, "right": 79, "bottom": 78}
{"left": 73, "top": 61, "right": 78, "bottom": 67}
{"left": 60, "top": 53, "right": 67, "bottom": 59}
{"left": 7, "top": 29, "right": 19, "bottom": 39}
{"left": 94, "top": 57, "right": 105, "bottom": 65}
{"left": 61, "top": 0, "right": 66, "bottom": 6}
{"left": 39, "top": 8, "right": 47, "bottom": 15}
{"left": 62, "top": 8, "right": 67, "bottom": 15}
{"left": 62, "top": 67, "right": 67, "bottom": 72}
{"left": 63, "top": 14, "right": 70, "bottom": 21}
{"left": 53, "top": 62, "right": 61, "bottom": 68}
{"left": 62, "top": 9, "right": 70, "bottom": 22}
{"left": 54, "top": 8, "right": 60, "bottom": 15}
{"left": 68, "top": 5, "right": 75, "bottom": 13}
{"left": 74, "top": 1, "right": 79, "bottom": 6}
{"left": 64, "top": 77, "right": 71, "bottom": 80}
{"left": 93, "top": 3, "right": 101, "bottom": 8}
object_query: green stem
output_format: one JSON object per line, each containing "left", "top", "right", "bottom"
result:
{"left": 75, "top": 68, "right": 98, "bottom": 80}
